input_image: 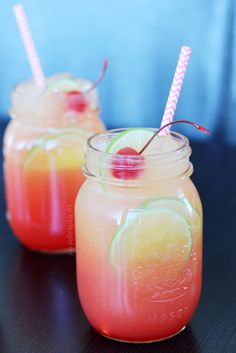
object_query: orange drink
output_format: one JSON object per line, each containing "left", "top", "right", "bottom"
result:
{"left": 75, "top": 128, "right": 202, "bottom": 342}
{"left": 4, "top": 74, "right": 105, "bottom": 253}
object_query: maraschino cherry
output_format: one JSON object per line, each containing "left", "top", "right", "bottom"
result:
{"left": 111, "top": 147, "right": 144, "bottom": 180}
{"left": 67, "top": 91, "right": 87, "bottom": 112}
{"left": 66, "top": 59, "right": 108, "bottom": 113}
{"left": 111, "top": 120, "right": 209, "bottom": 180}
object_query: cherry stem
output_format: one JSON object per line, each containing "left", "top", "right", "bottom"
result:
{"left": 138, "top": 120, "right": 210, "bottom": 155}
{"left": 85, "top": 59, "right": 109, "bottom": 93}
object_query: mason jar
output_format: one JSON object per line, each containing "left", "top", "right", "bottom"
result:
{"left": 75, "top": 128, "right": 202, "bottom": 342}
{"left": 3, "top": 75, "right": 105, "bottom": 253}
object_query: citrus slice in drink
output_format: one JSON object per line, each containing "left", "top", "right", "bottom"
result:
{"left": 46, "top": 78, "right": 80, "bottom": 93}
{"left": 45, "top": 75, "right": 91, "bottom": 94}
{"left": 24, "top": 127, "right": 90, "bottom": 171}
{"left": 106, "top": 127, "right": 180, "bottom": 155}
{"left": 106, "top": 128, "right": 155, "bottom": 155}
{"left": 142, "top": 197, "right": 202, "bottom": 227}
{"left": 110, "top": 208, "right": 192, "bottom": 273}
{"left": 102, "top": 128, "right": 154, "bottom": 181}
{"left": 104, "top": 128, "right": 182, "bottom": 181}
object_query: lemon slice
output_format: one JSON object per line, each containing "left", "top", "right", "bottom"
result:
{"left": 106, "top": 128, "right": 155, "bottom": 155}
{"left": 110, "top": 208, "right": 192, "bottom": 271}
{"left": 24, "top": 127, "right": 90, "bottom": 171}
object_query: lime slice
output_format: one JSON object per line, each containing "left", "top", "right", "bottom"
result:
{"left": 106, "top": 128, "right": 155, "bottom": 155}
{"left": 101, "top": 128, "right": 154, "bottom": 182}
{"left": 44, "top": 75, "right": 91, "bottom": 94}
{"left": 24, "top": 127, "right": 90, "bottom": 171}
{"left": 110, "top": 208, "right": 192, "bottom": 271}
{"left": 45, "top": 78, "right": 81, "bottom": 94}
{"left": 142, "top": 197, "right": 201, "bottom": 226}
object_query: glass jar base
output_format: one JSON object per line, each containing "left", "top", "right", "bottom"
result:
{"left": 101, "top": 326, "right": 186, "bottom": 344}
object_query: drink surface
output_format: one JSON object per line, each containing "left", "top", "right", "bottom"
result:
{"left": 75, "top": 130, "right": 202, "bottom": 342}
{"left": 4, "top": 75, "right": 105, "bottom": 252}
{"left": 10, "top": 74, "right": 102, "bottom": 128}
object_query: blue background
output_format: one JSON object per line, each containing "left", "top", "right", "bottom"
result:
{"left": 0, "top": 0, "right": 235, "bottom": 142}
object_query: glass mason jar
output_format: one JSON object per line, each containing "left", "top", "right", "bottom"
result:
{"left": 3, "top": 75, "right": 105, "bottom": 253}
{"left": 75, "top": 128, "right": 202, "bottom": 343}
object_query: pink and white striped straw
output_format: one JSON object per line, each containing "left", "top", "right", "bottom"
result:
{"left": 160, "top": 46, "right": 192, "bottom": 135}
{"left": 13, "top": 4, "right": 45, "bottom": 88}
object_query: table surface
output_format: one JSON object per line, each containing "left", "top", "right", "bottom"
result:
{"left": 0, "top": 122, "right": 236, "bottom": 353}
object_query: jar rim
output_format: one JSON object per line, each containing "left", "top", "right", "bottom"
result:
{"left": 87, "top": 128, "right": 189, "bottom": 160}
{"left": 10, "top": 75, "right": 99, "bottom": 123}
{"left": 12, "top": 75, "right": 96, "bottom": 98}
{"left": 84, "top": 128, "right": 192, "bottom": 186}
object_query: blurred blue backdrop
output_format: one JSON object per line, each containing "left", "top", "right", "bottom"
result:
{"left": 0, "top": 0, "right": 235, "bottom": 142}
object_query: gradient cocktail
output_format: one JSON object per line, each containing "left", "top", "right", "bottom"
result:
{"left": 4, "top": 74, "right": 105, "bottom": 253}
{"left": 75, "top": 128, "right": 202, "bottom": 342}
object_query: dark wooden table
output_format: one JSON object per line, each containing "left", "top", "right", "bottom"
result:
{"left": 0, "top": 121, "right": 236, "bottom": 353}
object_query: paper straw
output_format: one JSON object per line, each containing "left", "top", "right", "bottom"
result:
{"left": 160, "top": 46, "right": 192, "bottom": 135}
{"left": 13, "top": 4, "right": 45, "bottom": 88}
